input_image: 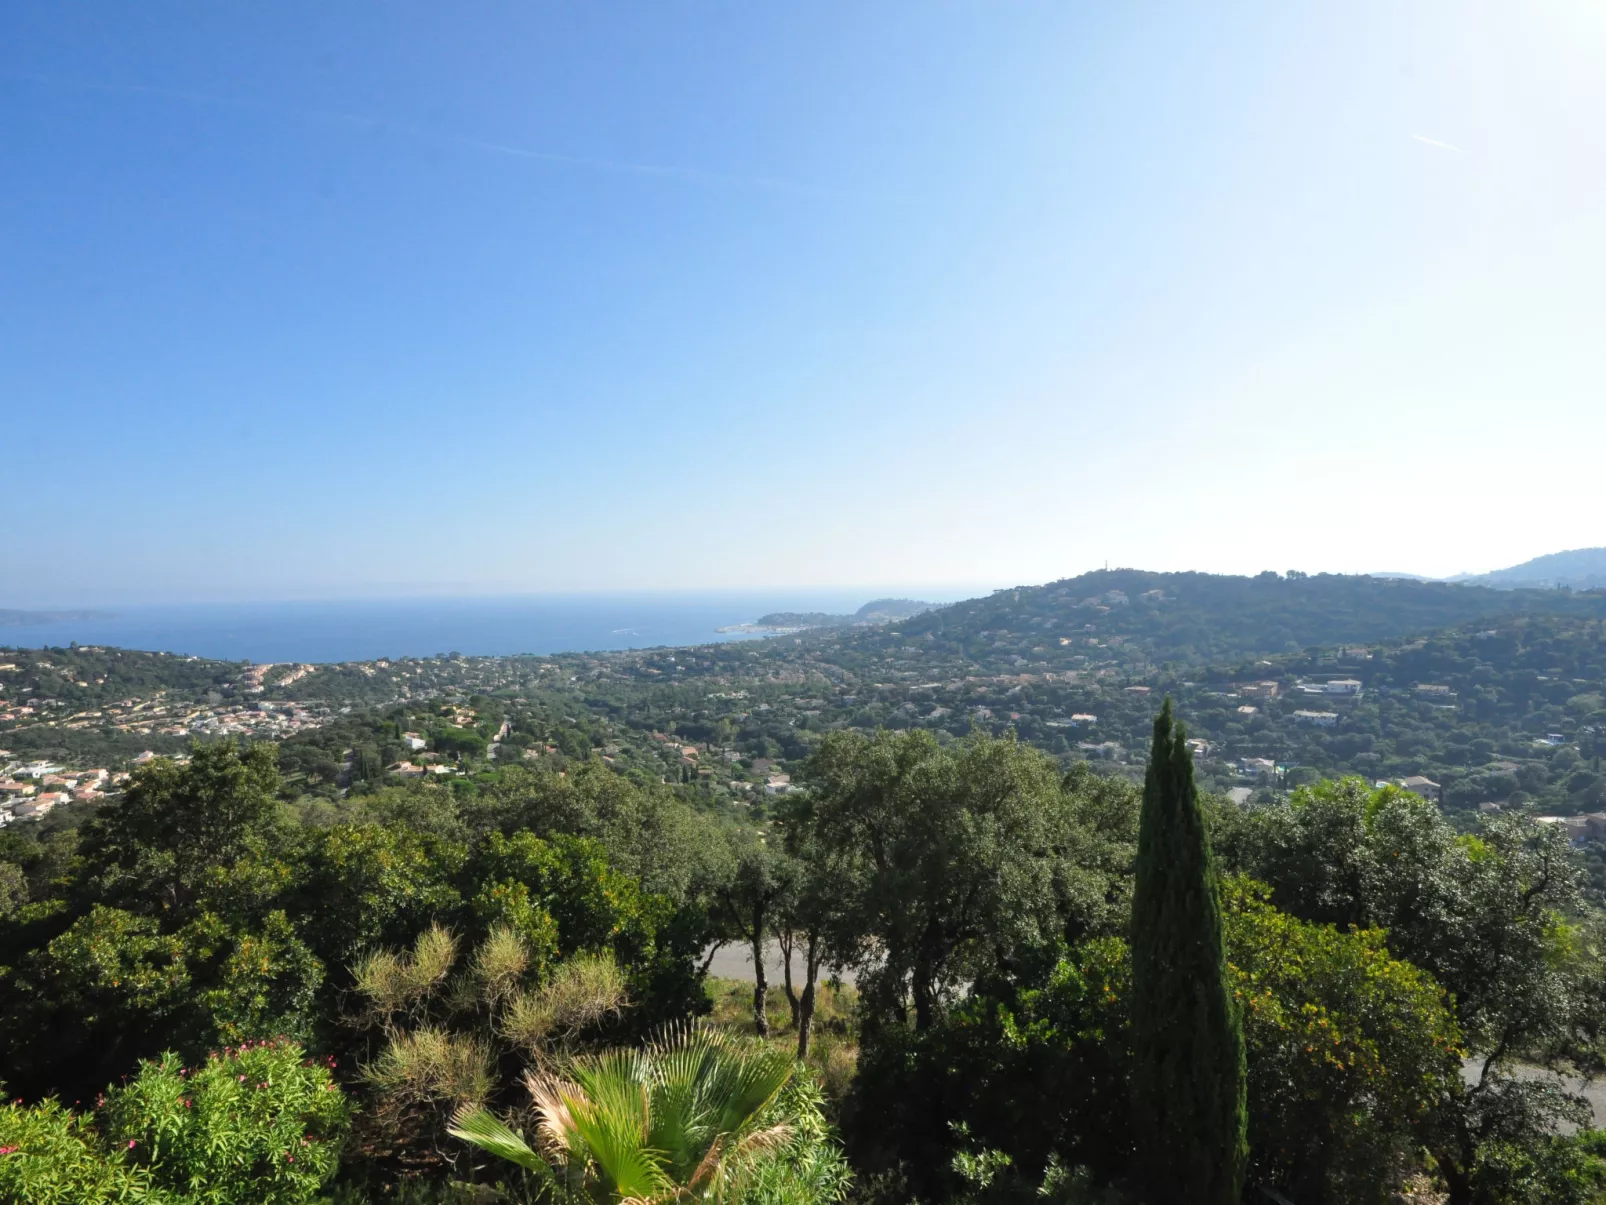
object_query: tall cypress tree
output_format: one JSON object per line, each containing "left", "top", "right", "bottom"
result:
{"left": 1130, "top": 699, "right": 1247, "bottom": 1205}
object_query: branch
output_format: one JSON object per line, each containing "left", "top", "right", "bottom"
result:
{"left": 698, "top": 941, "right": 727, "bottom": 976}
{"left": 1473, "top": 1027, "right": 1517, "bottom": 1098}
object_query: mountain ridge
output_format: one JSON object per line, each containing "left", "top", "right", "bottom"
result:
{"left": 1449, "top": 546, "right": 1606, "bottom": 591}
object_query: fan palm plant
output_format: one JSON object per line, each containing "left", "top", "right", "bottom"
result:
{"left": 450, "top": 1024, "right": 818, "bottom": 1205}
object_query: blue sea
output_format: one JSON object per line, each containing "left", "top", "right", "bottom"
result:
{"left": 0, "top": 591, "right": 957, "bottom": 664}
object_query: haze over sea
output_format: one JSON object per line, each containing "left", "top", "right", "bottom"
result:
{"left": 0, "top": 591, "right": 968, "bottom": 665}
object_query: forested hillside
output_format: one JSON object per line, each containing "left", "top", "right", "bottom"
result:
{"left": 834, "top": 569, "right": 1606, "bottom": 672}
{"left": 14, "top": 572, "right": 1606, "bottom": 824}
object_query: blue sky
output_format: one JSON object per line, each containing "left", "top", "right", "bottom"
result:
{"left": 4, "top": 2, "right": 1605, "bottom": 605}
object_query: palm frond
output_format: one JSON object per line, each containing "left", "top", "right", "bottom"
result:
{"left": 524, "top": 1068, "right": 589, "bottom": 1164}
{"left": 449, "top": 1105, "right": 554, "bottom": 1178}
{"left": 566, "top": 1094, "right": 673, "bottom": 1204}
{"left": 490, "top": 1019, "right": 818, "bottom": 1205}
{"left": 692, "top": 1039, "right": 794, "bottom": 1141}
{"left": 684, "top": 1132, "right": 729, "bottom": 1194}
{"left": 730, "top": 1123, "right": 794, "bottom": 1161}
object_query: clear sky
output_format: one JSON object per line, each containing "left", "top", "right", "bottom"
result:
{"left": 4, "top": 2, "right": 1604, "bottom": 606}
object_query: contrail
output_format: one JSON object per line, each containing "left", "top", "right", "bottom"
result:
{"left": 3, "top": 70, "right": 844, "bottom": 198}
{"left": 1411, "top": 133, "right": 1464, "bottom": 153}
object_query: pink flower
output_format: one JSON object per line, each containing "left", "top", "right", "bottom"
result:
{"left": 239, "top": 1075, "right": 247, "bottom": 1082}
{"left": 0, "top": 1146, "right": 19, "bottom": 1156}
{"left": 128, "top": 1139, "right": 137, "bottom": 1149}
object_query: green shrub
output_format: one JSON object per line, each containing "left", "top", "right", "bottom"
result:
{"left": 99, "top": 1038, "right": 351, "bottom": 1205}
{"left": 0, "top": 1096, "right": 166, "bottom": 1204}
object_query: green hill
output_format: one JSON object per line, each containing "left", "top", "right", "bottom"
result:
{"left": 810, "top": 569, "right": 1606, "bottom": 673}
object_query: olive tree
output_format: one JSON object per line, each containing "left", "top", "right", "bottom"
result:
{"left": 797, "top": 730, "right": 1133, "bottom": 1033}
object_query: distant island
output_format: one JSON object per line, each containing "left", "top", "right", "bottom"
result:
{"left": 0, "top": 608, "right": 113, "bottom": 627}
{"left": 719, "top": 598, "right": 934, "bottom": 634}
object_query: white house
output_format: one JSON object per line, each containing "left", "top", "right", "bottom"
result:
{"left": 1399, "top": 775, "right": 1441, "bottom": 802}
{"left": 1293, "top": 710, "right": 1338, "bottom": 727}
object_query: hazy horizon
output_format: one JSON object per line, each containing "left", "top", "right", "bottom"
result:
{"left": 0, "top": 583, "right": 995, "bottom": 613}
{"left": 2, "top": 549, "right": 1591, "bottom": 613}
{"left": 5, "top": 2, "right": 1604, "bottom": 599}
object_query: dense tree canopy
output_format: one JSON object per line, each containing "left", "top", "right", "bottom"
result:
{"left": 797, "top": 729, "right": 1134, "bottom": 1033}
{"left": 5, "top": 697, "right": 1606, "bottom": 1203}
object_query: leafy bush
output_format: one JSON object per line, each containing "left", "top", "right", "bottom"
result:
{"left": 466, "top": 831, "right": 706, "bottom": 1031}
{"left": 0, "top": 1039, "right": 347, "bottom": 1205}
{"left": 100, "top": 1039, "right": 350, "bottom": 1205}
{"left": 0, "top": 1096, "right": 165, "bottom": 1204}
{"left": 1225, "top": 877, "right": 1461, "bottom": 1200}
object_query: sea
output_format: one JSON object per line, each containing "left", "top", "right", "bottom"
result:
{"left": 0, "top": 591, "right": 957, "bottom": 665}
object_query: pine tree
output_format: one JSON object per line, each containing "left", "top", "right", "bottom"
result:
{"left": 1130, "top": 699, "right": 1247, "bottom": 1205}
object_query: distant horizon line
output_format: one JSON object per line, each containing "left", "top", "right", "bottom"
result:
{"left": 0, "top": 583, "right": 1007, "bottom": 613}
{"left": 11, "top": 553, "right": 1602, "bottom": 611}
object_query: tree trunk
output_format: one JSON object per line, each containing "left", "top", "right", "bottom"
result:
{"left": 912, "top": 964, "right": 935, "bottom": 1031}
{"left": 796, "top": 934, "right": 821, "bottom": 1060}
{"left": 777, "top": 926, "right": 800, "bottom": 1029}
{"left": 1431, "top": 1137, "right": 1474, "bottom": 1205}
{"left": 751, "top": 915, "right": 769, "bottom": 1038}
{"left": 1439, "top": 1160, "right": 1471, "bottom": 1205}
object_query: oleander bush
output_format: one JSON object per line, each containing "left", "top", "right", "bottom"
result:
{"left": 0, "top": 1095, "right": 165, "bottom": 1204}
{"left": 0, "top": 1039, "right": 348, "bottom": 1205}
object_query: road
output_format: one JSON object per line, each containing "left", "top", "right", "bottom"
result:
{"left": 704, "top": 941, "right": 858, "bottom": 987}
{"left": 1464, "top": 1059, "right": 1606, "bottom": 1130}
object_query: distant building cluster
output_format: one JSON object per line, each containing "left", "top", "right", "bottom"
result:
{"left": 0, "top": 757, "right": 130, "bottom": 825}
